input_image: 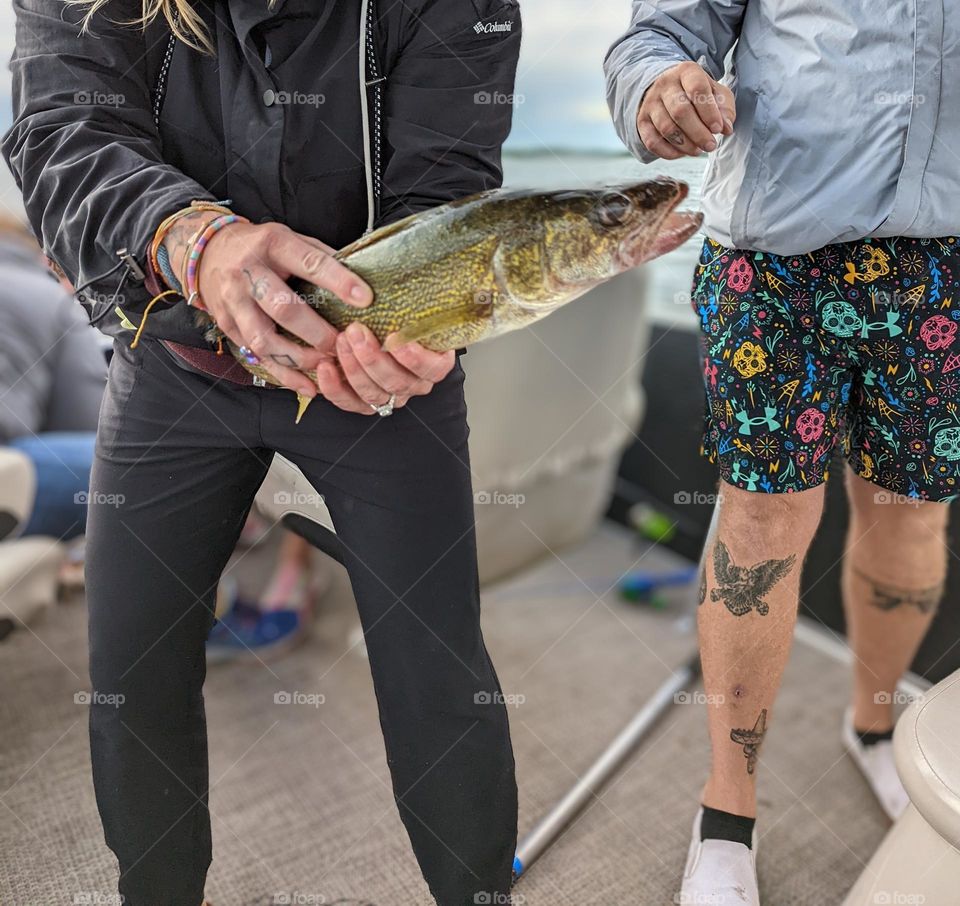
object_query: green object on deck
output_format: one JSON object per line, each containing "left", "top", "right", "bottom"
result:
{"left": 629, "top": 504, "right": 677, "bottom": 544}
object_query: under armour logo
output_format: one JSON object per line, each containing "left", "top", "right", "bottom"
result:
{"left": 735, "top": 406, "right": 781, "bottom": 436}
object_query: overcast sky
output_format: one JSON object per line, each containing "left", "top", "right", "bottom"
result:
{"left": 507, "top": 0, "right": 632, "bottom": 151}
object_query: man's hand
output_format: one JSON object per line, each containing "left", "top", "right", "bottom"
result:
{"left": 637, "top": 61, "right": 735, "bottom": 160}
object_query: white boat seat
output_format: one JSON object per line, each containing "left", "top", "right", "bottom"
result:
{"left": 895, "top": 671, "right": 960, "bottom": 848}
{"left": 0, "top": 447, "right": 36, "bottom": 541}
{"left": 253, "top": 454, "right": 344, "bottom": 565}
{"left": 842, "top": 669, "right": 960, "bottom": 905}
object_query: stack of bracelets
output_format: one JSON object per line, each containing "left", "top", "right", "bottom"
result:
{"left": 148, "top": 200, "right": 251, "bottom": 312}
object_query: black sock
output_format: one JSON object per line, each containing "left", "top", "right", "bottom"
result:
{"left": 856, "top": 727, "right": 894, "bottom": 747}
{"left": 700, "top": 805, "right": 756, "bottom": 849}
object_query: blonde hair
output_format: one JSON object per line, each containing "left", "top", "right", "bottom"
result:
{"left": 67, "top": 0, "right": 216, "bottom": 54}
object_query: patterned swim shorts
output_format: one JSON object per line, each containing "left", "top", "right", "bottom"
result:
{"left": 692, "top": 236, "right": 960, "bottom": 500}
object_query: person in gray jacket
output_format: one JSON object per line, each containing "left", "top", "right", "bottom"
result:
{"left": 606, "top": 2, "right": 958, "bottom": 903}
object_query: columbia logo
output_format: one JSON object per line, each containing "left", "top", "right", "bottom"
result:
{"left": 473, "top": 20, "right": 513, "bottom": 34}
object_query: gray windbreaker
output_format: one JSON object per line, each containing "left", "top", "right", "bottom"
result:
{"left": 605, "top": 0, "right": 959, "bottom": 254}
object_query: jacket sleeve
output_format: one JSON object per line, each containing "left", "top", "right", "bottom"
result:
{"left": 1, "top": 0, "right": 216, "bottom": 309}
{"left": 376, "top": 0, "right": 521, "bottom": 226}
{"left": 604, "top": 0, "right": 746, "bottom": 163}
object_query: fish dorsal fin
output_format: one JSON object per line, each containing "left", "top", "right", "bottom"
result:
{"left": 336, "top": 210, "right": 423, "bottom": 259}
{"left": 337, "top": 190, "right": 502, "bottom": 260}
{"left": 382, "top": 301, "right": 495, "bottom": 351}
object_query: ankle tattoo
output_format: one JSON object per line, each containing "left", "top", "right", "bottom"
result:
{"left": 711, "top": 539, "right": 797, "bottom": 616}
{"left": 853, "top": 567, "right": 944, "bottom": 615}
{"left": 730, "top": 709, "right": 768, "bottom": 775}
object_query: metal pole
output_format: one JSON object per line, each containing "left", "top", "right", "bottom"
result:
{"left": 513, "top": 653, "right": 701, "bottom": 879}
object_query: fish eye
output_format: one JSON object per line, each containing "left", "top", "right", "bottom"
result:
{"left": 594, "top": 193, "right": 632, "bottom": 228}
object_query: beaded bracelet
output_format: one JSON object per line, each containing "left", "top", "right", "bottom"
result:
{"left": 149, "top": 200, "right": 233, "bottom": 289}
{"left": 183, "top": 213, "right": 249, "bottom": 310}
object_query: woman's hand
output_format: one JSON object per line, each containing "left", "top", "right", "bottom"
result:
{"left": 189, "top": 219, "right": 372, "bottom": 399}
{"left": 323, "top": 323, "right": 456, "bottom": 415}
{"left": 637, "top": 61, "right": 735, "bottom": 160}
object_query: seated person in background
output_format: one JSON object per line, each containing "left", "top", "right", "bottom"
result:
{"left": 0, "top": 216, "right": 106, "bottom": 541}
{"left": 606, "top": 2, "right": 958, "bottom": 904}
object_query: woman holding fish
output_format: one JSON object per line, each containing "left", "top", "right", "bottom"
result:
{"left": 2, "top": 0, "right": 526, "bottom": 902}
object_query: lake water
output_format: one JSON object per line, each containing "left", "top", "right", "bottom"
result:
{"left": 503, "top": 151, "right": 707, "bottom": 328}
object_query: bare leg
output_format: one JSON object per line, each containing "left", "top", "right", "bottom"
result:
{"left": 843, "top": 468, "right": 948, "bottom": 731}
{"left": 259, "top": 530, "right": 314, "bottom": 612}
{"left": 698, "top": 482, "right": 825, "bottom": 817}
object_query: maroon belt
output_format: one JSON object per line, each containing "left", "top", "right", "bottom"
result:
{"left": 161, "top": 340, "right": 261, "bottom": 386}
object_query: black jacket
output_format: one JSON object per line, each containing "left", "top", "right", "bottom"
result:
{"left": 2, "top": 0, "right": 521, "bottom": 346}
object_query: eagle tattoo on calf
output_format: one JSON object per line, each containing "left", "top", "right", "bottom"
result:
{"left": 710, "top": 540, "right": 796, "bottom": 616}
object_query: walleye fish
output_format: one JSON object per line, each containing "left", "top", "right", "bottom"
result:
{"left": 211, "top": 179, "right": 702, "bottom": 420}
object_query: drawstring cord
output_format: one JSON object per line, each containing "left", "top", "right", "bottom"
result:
{"left": 130, "top": 289, "right": 179, "bottom": 349}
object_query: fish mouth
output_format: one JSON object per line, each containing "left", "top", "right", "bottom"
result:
{"left": 618, "top": 182, "right": 703, "bottom": 269}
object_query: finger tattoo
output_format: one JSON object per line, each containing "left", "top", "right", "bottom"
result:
{"left": 243, "top": 268, "right": 269, "bottom": 302}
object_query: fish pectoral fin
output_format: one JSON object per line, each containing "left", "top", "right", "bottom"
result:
{"left": 492, "top": 231, "right": 560, "bottom": 306}
{"left": 382, "top": 302, "right": 494, "bottom": 351}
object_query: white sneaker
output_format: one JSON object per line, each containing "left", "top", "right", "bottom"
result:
{"left": 678, "top": 807, "right": 760, "bottom": 906}
{"left": 842, "top": 707, "right": 909, "bottom": 821}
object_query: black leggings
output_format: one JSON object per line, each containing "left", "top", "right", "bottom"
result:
{"left": 85, "top": 340, "right": 517, "bottom": 906}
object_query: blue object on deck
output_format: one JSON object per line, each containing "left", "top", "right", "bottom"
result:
{"left": 513, "top": 855, "right": 523, "bottom": 878}
{"left": 619, "top": 566, "right": 698, "bottom": 602}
